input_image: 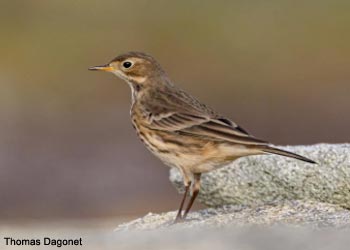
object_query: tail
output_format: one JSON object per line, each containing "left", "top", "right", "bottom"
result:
{"left": 259, "top": 146, "right": 317, "bottom": 164}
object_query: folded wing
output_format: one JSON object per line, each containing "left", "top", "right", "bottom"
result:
{"left": 148, "top": 111, "right": 268, "bottom": 146}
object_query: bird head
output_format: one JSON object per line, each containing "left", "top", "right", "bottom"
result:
{"left": 89, "top": 51, "right": 167, "bottom": 86}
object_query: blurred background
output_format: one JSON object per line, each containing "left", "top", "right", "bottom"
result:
{"left": 0, "top": 0, "right": 349, "bottom": 224}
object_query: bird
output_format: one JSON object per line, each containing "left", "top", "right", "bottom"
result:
{"left": 89, "top": 51, "right": 316, "bottom": 222}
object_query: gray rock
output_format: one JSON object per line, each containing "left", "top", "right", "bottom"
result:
{"left": 170, "top": 144, "right": 350, "bottom": 208}
{"left": 116, "top": 201, "right": 350, "bottom": 231}
{"left": 113, "top": 226, "right": 350, "bottom": 250}
{"left": 114, "top": 145, "right": 350, "bottom": 250}
{"left": 114, "top": 201, "right": 350, "bottom": 250}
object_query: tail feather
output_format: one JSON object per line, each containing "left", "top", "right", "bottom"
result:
{"left": 260, "top": 146, "right": 316, "bottom": 164}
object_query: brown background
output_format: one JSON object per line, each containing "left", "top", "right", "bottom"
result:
{"left": 0, "top": 0, "right": 349, "bottom": 220}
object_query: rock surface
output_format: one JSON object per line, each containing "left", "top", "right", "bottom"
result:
{"left": 170, "top": 144, "right": 350, "bottom": 208}
{"left": 114, "top": 201, "right": 350, "bottom": 250}
{"left": 116, "top": 201, "right": 350, "bottom": 231}
{"left": 113, "top": 144, "right": 350, "bottom": 250}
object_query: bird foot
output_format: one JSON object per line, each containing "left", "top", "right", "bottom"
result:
{"left": 173, "top": 214, "right": 185, "bottom": 224}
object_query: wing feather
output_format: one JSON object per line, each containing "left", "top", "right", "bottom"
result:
{"left": 147, "top": 112, "right": 268, "bottom": 146}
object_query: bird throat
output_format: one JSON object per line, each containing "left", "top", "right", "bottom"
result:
{"left": 128, "top": 80, "right": 143, "bottom": 103}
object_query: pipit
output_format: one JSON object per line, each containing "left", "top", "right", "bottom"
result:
{"left": 89, "top": 51, "right": 316, "bottom": 222}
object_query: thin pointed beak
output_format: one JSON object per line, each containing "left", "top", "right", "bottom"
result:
{"left": 88, "top": 64, "right": 114, "bottom": 72}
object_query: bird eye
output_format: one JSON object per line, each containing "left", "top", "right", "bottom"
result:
{"left": 122, "top": 61, "right": 133, "bottom": 69}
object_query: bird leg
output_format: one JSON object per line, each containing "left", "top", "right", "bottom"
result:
{"left": 175, "top": 183, "right": 190, "bottom": 222}
{"left": 183, "top": 173, "right": 201, "bottom": 219}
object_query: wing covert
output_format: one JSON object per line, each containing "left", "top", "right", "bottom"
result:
{"left": 147, "top": 111, "right": 268, "bottom": 146}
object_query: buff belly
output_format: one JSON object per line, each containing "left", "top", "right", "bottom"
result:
{"left": 140, "top": 129, "right": 262, "bottom": 173}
